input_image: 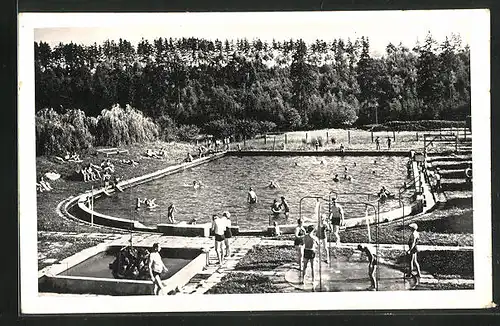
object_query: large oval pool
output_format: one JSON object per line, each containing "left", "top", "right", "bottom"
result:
{"left": 93, "top": 155, "right": 409, "bottom": 230}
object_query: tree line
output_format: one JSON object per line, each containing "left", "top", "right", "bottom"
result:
{"left": 34, "top": 33, "right": 470, "bottom": 155}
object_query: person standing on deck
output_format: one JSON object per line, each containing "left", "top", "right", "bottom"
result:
{"left": 406, "top": 223, "right": 422, "bottom": 286}
{"left": 357, "top": 244, "right": 378, "bottom": 290}
{"left": 301, "top": 225, "right": 319, "bottom": 286}
{"left": 329, "top": 197, "right": 345, "bottom": 246}
{"left": 211, "top": 214, "right": 227, "bottom": 265}
{"left": 148, "top": 243, "right": 168, "bottom": 295}
{"left": 375, "top": 136, "right": 381, "bottom": 150}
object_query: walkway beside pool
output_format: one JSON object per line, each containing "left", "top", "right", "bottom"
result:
{"left": 39, "top": 231, "right": 474, "bottom": 295}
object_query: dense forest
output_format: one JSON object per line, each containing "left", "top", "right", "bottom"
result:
{"left": 35, "top": 33, "right": 470, "bottom": 155}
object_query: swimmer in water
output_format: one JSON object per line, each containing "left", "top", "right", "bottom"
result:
{"left": 248, "top": 187, "right": 258, "bottom": 204}
{"left": 354, "top": 162, "right": 357, "bottom": 167}
{"left": 346, "top": 175, "right": 353, "bottom": 182}
{"left": 268, "top": 181, "right": 279, "bottom": 189}
{"left": 193, "top": 181, "right": 201, "bottom": 189}
{"left": 146, "top": 198, "right": 158, "bottom": 209}
{"left": 333, "top": 174, "right": 340, "bottom": 182}
{"left": 271, "top": 199, "right": 282, "bottom": 218}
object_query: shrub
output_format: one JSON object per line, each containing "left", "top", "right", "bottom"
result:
{"left": 176, "top": 124, "right": 200, "bottom": 141}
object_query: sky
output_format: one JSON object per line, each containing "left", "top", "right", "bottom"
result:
{"left": 33, "top": 10, "right": 477, "bottom": 56}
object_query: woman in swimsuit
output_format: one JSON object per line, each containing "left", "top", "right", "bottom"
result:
{"left": 406, "top": 223, "right": 422, "bottom": 285}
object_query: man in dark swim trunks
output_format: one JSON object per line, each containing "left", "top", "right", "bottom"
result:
{"left": 329, "top": 197, "right": 344, "bottom": 245}
{"left": 357, "top": 244, "right": 378, "bottom": 290}
{"left": 211, "top": 214, "right": 226, "bottom": 265}
{"left": 301, "top": 225, "right": 319, "bottom": 286}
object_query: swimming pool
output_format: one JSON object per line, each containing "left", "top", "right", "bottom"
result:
{"left": 92, "top": 155, "right": 409, "bottom": 230}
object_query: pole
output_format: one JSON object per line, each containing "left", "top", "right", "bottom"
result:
{"left": 416, "top": 132, "right": 418, "bottom": 141}
{"left": 371, "top": 131, "right": 374, "bottom": 143}
{"left": 366, "top": 206, "right": 371, "bottom": 243}
{"left": 455, "top": 133, "right": 458, "bottom": 152}
{"left": 285, "top": 133, "right": 288, "bottom": 145}
{"left": 348, "top": 130, "right": 351, "bottom": 144}
{"left": 273, "top": 136, "right": 276, "bottom": 151}
{"left": 326, "top": 131, "right": 329, "bottom": 144}
{"left": 264, "top": 134, "right": 267, "bottom": 145}
{"left": 317, "top": 199, "right": 322, "bottom": 292}
{"left": 90, "top": 186, "right": 94, "bottom": 226}
{"left": 393, "top": 130, "right": 396, "bottom": 141}
{"left": 243, "top": 135, "right": 246, "bottom": 148}
{"left": 305, "top": 132, "right": 308, "bottom": 144}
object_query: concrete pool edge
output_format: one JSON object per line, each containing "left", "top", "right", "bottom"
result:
{"left": 39, "top": 244, "right": 210, "bottom": 296}
{"left": 58, "top": 150, "right": 437, "bottom": 236}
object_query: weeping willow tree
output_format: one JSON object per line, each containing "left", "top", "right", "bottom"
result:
{"left": 35, "top": 108, "right": 95, "bottom": 155}
{"left": 95, "top": 104, "right": 159, "bottom": 147}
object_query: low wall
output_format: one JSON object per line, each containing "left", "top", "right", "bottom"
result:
{"left": 61, "top": 153, "right": 226, "bottom": 236}
{"left": 39, "top": 244, "right": 209, "bottom": 296}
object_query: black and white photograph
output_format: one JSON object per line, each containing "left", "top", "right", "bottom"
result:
{"left": 18, "top": 10, "right": 492, "bottom": 313}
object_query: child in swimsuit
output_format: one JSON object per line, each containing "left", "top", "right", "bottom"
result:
{"left": 294, "top": 219, "right": 306, "bottom": 271}
{"left": 302, "top": 225, "right": 319, "bottom": 285}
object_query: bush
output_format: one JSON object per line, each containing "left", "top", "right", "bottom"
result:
{"left": 176, "top": 124, "right": 201, "bottom": 141}
{"left": 363, "top": 120, "right": 466, "bottom": 131}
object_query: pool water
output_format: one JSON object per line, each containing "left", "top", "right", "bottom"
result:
{"left": 93, "top": 155, "right": 409, "bottom": 229}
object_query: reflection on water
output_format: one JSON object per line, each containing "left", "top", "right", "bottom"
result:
{"left": 93, "top": 156, "right": 408, "bottom": 229}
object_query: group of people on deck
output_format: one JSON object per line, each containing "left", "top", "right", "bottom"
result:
{"left": 211, "top": 212, "right": 233, "bottom": 265}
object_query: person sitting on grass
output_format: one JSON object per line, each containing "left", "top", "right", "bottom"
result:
{"left": 301, "top": 225, "right": 319, "bottom": 287}
{"left": 357, "top": 244, "right": 378, "bottom": 291}
{"left": 185, "top": 153, "right": 194, "bottom": 163}
{"left": 148, "top": 243, "right": 168, "bottom": 295}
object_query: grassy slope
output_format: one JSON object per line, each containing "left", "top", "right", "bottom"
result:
{"left": 36, "top": 141, "right": 196, "bottom": 233}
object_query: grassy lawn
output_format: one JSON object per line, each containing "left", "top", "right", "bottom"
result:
{"left": 237, "top": 128, "right": 468, "bottom": 152}
{"left": 206, "top": 273, "right": 282, "bottom": 294}
{"left": 38, "top": 233, "right": 105, "bottom": 270}
{"left": 36, "top": 141, "right": 196, "bottom": 233}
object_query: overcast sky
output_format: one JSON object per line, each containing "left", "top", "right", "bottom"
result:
{"left": 33, "top": 10, "right": 476, "bottom": 56}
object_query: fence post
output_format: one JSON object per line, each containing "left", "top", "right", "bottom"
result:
{"left": 416, "top": 132, "right": 419, "bottom": 141}
{"left": 306, "top": 132, "right": 308, "bottom": 143}
{"left": 264, "top": 134, "right": 267, "bottom": 145}
{"left": 393, "top": 130, "right": 396, "bottom": 141}
{"left": 348, "top": 130, "right": 351, "bottom": 144}
{"left": 371, "top": 131, "right": 374, "bottom": 142}
{"left": 455, "top": 133, "right": 458, "bottom": 152}
{"left": 244, "top": 135, "right": 246, "bottom": 148}
{"left": 463, "top": 125, "right": 466, "bottom": 140}
{"left": 285, "top": 134, "right": 288, "bottom": 144}
{"left": 326, "top": 131, "right": 329, "bottom": 143}
{"left": 273, "top": 136, "right": 276, "bottom": 151}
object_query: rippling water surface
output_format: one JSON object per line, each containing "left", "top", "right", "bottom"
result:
{"left": 93, "top": 155, "right": 409, "bottom": 229}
